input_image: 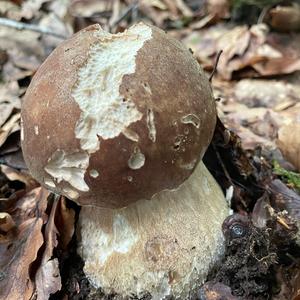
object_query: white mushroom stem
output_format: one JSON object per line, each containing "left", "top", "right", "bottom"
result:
{"left": 78, "top": 161, "right": 230, "bottom": 299}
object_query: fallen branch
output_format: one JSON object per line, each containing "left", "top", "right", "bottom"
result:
{"left": 0, "top": 17, "right": 67, "bottom": 39}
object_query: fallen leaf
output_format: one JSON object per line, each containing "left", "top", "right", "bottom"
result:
{"left": 207, "top": 0, "right": 230, "bottom": 19}
{"left": 183, "top": 23, "right": 229, "bottom": 67}
{"left": 20, "top": 0, "right": 49, "bottom": 19}
{"left": 36, "top": 197, "right": 61, "bottom": 300}
{"left": 0, "top": 148, "right": 27, "bottom": 170}
{"left": 0, "top": 212, "right": 16, "bottom": 232}
{"left": 234, "top": 79, "right": 300, "bottom": 108}
{"left": 184, "top": 23, "right": 300, "bottom": 79}
{"left": 138, "top": 0, "right": 171, "bottom": 27}
{"left": 0, "top": 112, "right": 20, "bottom": 148}
{"left": 268, "top": 179, "right": 300, "bottom": 219}
{"left": 39, "top": 13, "right": 73, "bottom": 53}
{"left": 0, "top": 187, "right": 49, "bottom": 300}
{"left": 173, "top": 0, "right": 193, "bottom": 17}
{"left": 269, "top": 4, "right": 300, "bottom": 32}
{"left": 0, "top": 164, "right": 38, "bottom": 190}
{"left": 69, "top": 0, "right": 112, "bottom": 18}
{"left": 251, "top": 31, "right": 300, "bottom": 76}
{"left": 252, "top": 194, "right": 270, "bottom": 229}
{"left": 0, "top": 81, "right": 21, "bottom": 128}
{"left": 277, "top": 123, "right": 300, "bottom": 171}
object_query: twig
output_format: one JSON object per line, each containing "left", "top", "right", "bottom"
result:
{"left": 209, "top": 50, "right": 223, "bottom": 82}
{"left": 109, "top": 1, "right": 139, "bottom": 32}
{"left": 257, "top": 4, "right": 272, "bottom": 24}
{"left": 212, "top": 143, "right": 233, "bottom": 186}
{"left": 0, "top": 17, "right": 67, "bottom": 39}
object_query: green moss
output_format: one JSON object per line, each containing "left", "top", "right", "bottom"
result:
{"left": 273, "top": 161, "right": 300, "bottom": 192}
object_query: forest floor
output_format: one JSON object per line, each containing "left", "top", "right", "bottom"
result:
{"left": 0, "top": 0, "right": 300, "bottom": 299}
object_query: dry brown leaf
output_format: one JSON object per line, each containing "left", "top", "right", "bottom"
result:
{"left": 0, "top": 187, "right": 49, "bottom": 300}
{"left": 39, "top": 13, "right": 73, "bottom": 51}
{"left": 0, "top": 1, "right": 21, "bottom": 20}
{"left": 173, "top": 0, "right": 193, "bottom": 17}
{"left": 234, "top": 79, "right": 300, "bottom": 108}
{"left": 0, "top": 212, "right": 16, "bottom": 232}
{"left": 277, "top": 123, "right": 300, "bottom": 171}
{"left": 36, "top": 197, "right": 61, "bottom": 300}
{"left": 0, "top": 26, "right": 44, "bottom": 58}
{"left": 225, "top": 119, "right": 275, "bottom": 150}
{"left": 0, "top": 112, "right": 20, "bottom": 148}
{"left": 138, "top": 0, "right": 170, "bottom": 27}
{"left": 190, "top": 14, "right": 217, "bottom": 30}
{"left": 183, "top": 24, "right": 229, "bottom": 67}
{"left": 163, "top": 0, "right": 193, "bottom": 18}
{"left": 269, "top": 4, "right": 300, "bottom": 32}
{"left": 0, "top": 81, "right": 21, "bottom": 128}
{"left": 185, "top": 23, "right": 300, "bottom": 79}
{"left": 108, "top": 0, "right": 122, "bottom": 29}
{"left": 69, "top": 0, "right": 111, "bottom": 18}
{"left": 207, "top": 0, "right": 230, "bottom": 19}
{"left": 0, "top": 165, "right": 38, "bottom": 190}
{"left": 0, "top": 148, "right": 27, "bottom": 170}
{"left": 20, "top": 0, "right": 49, "bottom": 19}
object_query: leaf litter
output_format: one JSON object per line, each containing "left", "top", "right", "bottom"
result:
{"left": 0, "top": 0, "right": 300, "bottom": 299}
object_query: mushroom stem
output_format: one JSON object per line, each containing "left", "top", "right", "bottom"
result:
{"left": 78, "top": 161, "right": 229, "bottom": 299}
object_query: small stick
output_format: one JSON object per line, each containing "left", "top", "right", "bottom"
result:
{"left": 0, "top": 17, "right": 67, "bottom": 39}
{"left": 109, "top": 1, "right": 139, "bottom": 32}
{"left": 209, "top": 50, "right": 223, "bottom": 82}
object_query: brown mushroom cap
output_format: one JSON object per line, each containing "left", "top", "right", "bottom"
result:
{"left": 21, "top": 23, "right": 216, "bottom": 208}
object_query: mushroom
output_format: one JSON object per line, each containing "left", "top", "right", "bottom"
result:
{"left": 21, "top": 23, "right": 230, "bottom": 299}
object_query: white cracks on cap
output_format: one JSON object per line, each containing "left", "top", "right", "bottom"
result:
{"left": 89, "top": 169, "right": 99, "bottom": 178}
{"left": 122, "top": 128, "right": 139, "bottom": 142}
{"left": 34, "top": 125, "right": 39, "bottom": 135}
{"left": 63, "top": 186, "right": 80, "bottom": 200}
{"left": 181, "top": 114, "right": 201, "bottom": 128}
{"left": 178, "top": 158, "right": 198, "bottom": 170}
{"left": 20, "top": 118, "right": 24, "bottom": 141}
{"left": 44, "top": 177, "right": 56, "bottom": 188}
{"left": 128, "top": 147, "right": 145, "bottom": 170}
{"left": 146, "top": 108, "right": 156, "bottom": 143}
{"left": 44, "top": 149, "right": 90, "bottom": 192}
{"left": 143, "top": 82, "right": 152, "bottom": 95}
{"left": 72, "top": 24, "right": 152, "bottom": 153}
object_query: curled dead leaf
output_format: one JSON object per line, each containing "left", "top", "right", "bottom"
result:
{"left": 36, "top": 196, "right": 61, "bottom": 300}
{"left": 0, "top": 81, "right": 21, "bottom": 128}
{"left": 277, "top": 123, "right": 300, "bottom": 171}
{"left": 207, "top": 0, "right": 230, "bottom": 19}
{"left": 0, "top": 113, "right": 20, "bottom": 148}
{"left": 0, "top": 187, "right": 49, "bottom": 300}
{"left": 0, "top": 212, "right": 15, "bottom": 232}
{"left": 269, "top": 4, "right": 300, "bottom": 32}
{"left": 1, "top": 164, "right": 38, "bottom": 190}
{"left": 234, "top": 79, "right": 299, "bottom": 108}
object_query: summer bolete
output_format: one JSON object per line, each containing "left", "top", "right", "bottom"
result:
{"left": 21, "top": 23, "right": 229, "bottom": 299}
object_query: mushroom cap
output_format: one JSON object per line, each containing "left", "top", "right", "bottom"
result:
{"left": 21, "top": 23, "right": 216, "bottom": 208}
